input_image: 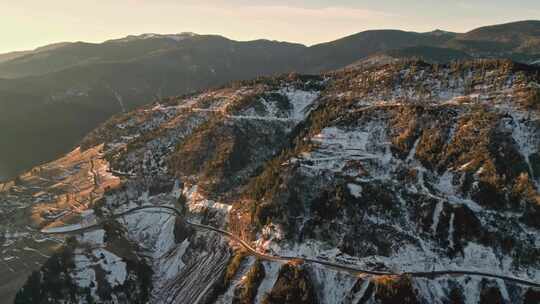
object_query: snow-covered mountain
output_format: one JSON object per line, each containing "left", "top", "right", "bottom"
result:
{"left": 106, "top": 32, "right": 200, "bottom": 43}
{"left": 2, "top": 59, "right": 540, "bottom": 304}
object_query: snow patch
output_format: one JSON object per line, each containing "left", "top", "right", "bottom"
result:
{"left": 79, "top": 229, "right": 105, "bottom": 245}
{"left": 431, "top": 201, "right": 444, "bottom": 233}
{"left": 73, "top": 254, "right": 96, "bottom": 290}
{"left": 41, "top": 223, "right": 83, "bottom": 234}
{"left": 448, "top": 213, "right": 455, "bottom": 249}
{"left": 94, "top": 248, "right": 127, "bottom": 287}
{"left": 347, "top": 183, "right": 363, "bottom": 198}
{"left": 280, "top": 87, "right": 319, "bottom": 120}
{"left": 255, "top": 261, "right": 280, "bottom": 303}
{"left": 310, "top": 265, "right": 358, "bottom": 304}
{"left": 156, "top": 239, "right": 190, "bottom": 281}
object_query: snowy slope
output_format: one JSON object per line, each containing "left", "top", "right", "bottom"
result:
{"left": 6, "top": 60, "right": 540, "bottom": 304}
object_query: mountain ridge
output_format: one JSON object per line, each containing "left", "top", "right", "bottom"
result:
{"left": 2, "top": 20, "right": 539, "bottom": 79}
{"left": 0, "top": 20, "right": 539, "bottom": 182}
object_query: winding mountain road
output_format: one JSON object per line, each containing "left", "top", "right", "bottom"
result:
{"left": 42, "top": 205, "right": 540, "bottom": 288}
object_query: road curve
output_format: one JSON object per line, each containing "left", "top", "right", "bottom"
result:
{"left": 42, "top": 205, "right": 540, "bottom": 288}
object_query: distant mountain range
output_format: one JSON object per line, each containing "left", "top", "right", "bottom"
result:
{"left": 1, "top": 20, "right": 539, "bottom": 180}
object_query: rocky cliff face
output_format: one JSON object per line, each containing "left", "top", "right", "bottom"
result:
{"left": 2, "top": 59, "right": 539, "bottom": 303}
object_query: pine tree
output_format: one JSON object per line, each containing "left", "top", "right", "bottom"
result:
{"left": 14, "top": 271, "right": 42, "bottom": 304}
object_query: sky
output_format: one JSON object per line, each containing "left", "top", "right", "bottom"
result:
{"left": 1, "top": 0, "right": 539, "bottom": 53}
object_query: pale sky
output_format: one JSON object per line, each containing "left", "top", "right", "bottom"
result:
{"left": 2, "top": 0, "right": 540, "bottom": 53}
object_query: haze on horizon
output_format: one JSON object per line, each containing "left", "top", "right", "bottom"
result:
{"left": 2, "top": 0, "right": 540, "bottom": 53}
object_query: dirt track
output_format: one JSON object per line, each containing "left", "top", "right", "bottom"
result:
{"left": 42, "top": 205, "right": 540, "bottom": 288}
